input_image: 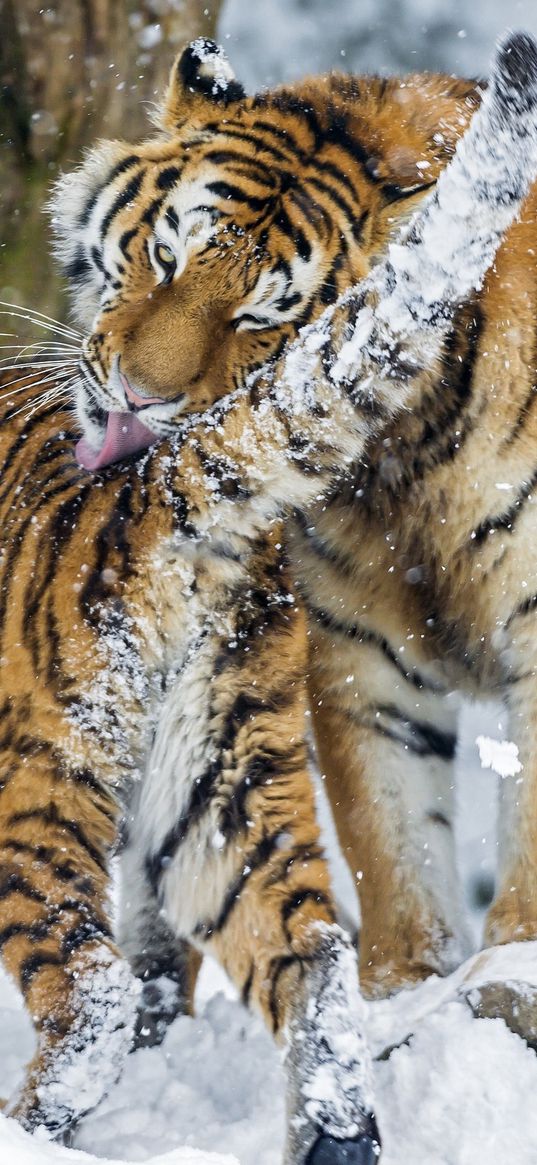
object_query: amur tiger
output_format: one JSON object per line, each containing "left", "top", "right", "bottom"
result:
{"left": 0, "top": 29, "right": 536, "bottom": 1165}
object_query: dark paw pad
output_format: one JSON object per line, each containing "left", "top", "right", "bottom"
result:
{"left": 306, "top": 1132, "right": 380, "bottom": 1164}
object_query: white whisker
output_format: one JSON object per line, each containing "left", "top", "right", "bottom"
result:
{"left": 0, "top": 343, "right": 80, "bottom": 356}
{"left": 0, "top": 301, "right": 82, "bottom": 339}
{"left": 8, "top": 376, "right": 79, "bottom": 420}
{"left": 0, "top": 361, "right": 79, "bottom": 375}
{"left": 0, "top": 308, "right": 81, "bottom": 343}
{"left": 0, "top": 367, "right": 80, "bottom": 397}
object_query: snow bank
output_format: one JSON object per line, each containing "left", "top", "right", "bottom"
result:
{"left": 2, "top": 981, "right": 537, "bottom": 1165}
{"left": 0, "top": 1118, "right": 235, "bottom": 1165}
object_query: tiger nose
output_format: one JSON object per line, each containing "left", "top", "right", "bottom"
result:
{"left": 120, "top": 371, "right": 166, "bottom": 411}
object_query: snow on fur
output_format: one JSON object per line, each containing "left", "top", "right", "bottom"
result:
{"left": 476, "top": 735, "right": 523, "bottom": 778}
{"left": 6, "top": 948, "right": 140, "bottom": 1136}
{"left": 288, "top": 926, "right": 374, "bottom": 1139}
{"left": 278, "top": 33, "right": 537, "bottom": 419}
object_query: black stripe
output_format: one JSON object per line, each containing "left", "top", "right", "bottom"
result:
{"left": 20, "top": 950, "right": 62, "bottom": 987}
{"left": 204, "top": 148, "right": 276, "bottom": 182}
{"left": 292, "top": 510, "right": 354, "bottom": 576}
{"left": 119, "top": 227, "right": 138, "bottom": 257}
{"left": 219, "top": 742, "right": 307, "bottom": 841}
{"left": 501, "top": 376, "right": 537, "bottom": 448}
{"left": 0, "top": 872, "right": 47, "bottom": 903}
{"left": 218, "top": 124, "right": 294, "bottom": 165}
{"left": 78, "top": 154, "right": 141, "bottom": 227}
{"left": 205, "top": 180, "right": 269, "bottom": 212}
{"left": 195, "top": 831, "right": 282, "bottom": 938}
{"left": 376, "top": 703, "right": 457, "bottom": 759}
{"left": 241, "top": 961, "right": 255, "bottom": 1007}
{"left": 19, "top": 480, "right": 93, "bottom": 666}
{"left": 346, "top": 704, "right": 456, "bottom": 760}
{"left": 165, "top": 206, "right": 179, "bottom": 232}
{"left": 65, "top": 248, "right": 92, "bottom": 284}
{"left": 319, "top": 250, "right": 349, "bottom": 306}
{"left": 62, "top": 916, "right": 112, "bottom": 954}
{"left": 2, "top": 839, "right": 95, "bottom": 892}
{"left": 252, "top": 116, "right": 302, "bottom": 155}
{"left": 145, "top": 762, "right": 221, "bottom": 894}
{"left": 146, "top": 685, "right": 299, "bottom": 889}
{"left": 273, "top": 202, "right": 312, "bottom": 262}
{"left": 267, "top": 952, "right": 305, "bottom": 1032}
{"left": 472, "top": 466, "right": 537, "bottom": 546}
{"left": 0, "top": 403, "right": 68, "bottom": 509}
{"left": 307, "top": 174, "right": 359, "bottom": 225}
{"left": 427, "top": 810, "right": 452, "bottom": 829}
{"left": 141, "top": 197, "right": 165, "bottom": 228}
{"left": 307, "top": 603, "right": 444, "bottom": 693}
{"left": 281, "top": 889, "right": 334, "bottom": 930}
{"left": 78, "top": 480, "right": 134, "bottom": 620}
{"left": 506, "top": 591, "right": 537, "bottom": 628}
{"left": 156, "top": 166, "right": 183, "bottom": 190}
{"left": 8, "top": 806, "right": 108, "bottom": 873}
{"left": 264, "top": 841, "right": 325, "bottom": 887}
{"left": 100, "top": 170, "right": 145, "bottom": 239}
{"left": 0, "top": 920, "right": 49, "bottom": 948}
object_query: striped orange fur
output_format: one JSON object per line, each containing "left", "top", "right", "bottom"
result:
{"left": 2, "top": 30, "right": 537, "bottom": 1163}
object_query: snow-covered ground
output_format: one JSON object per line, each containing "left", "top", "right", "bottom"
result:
{"left": 1, "top": 702, "right": 536, "bottom": 1165}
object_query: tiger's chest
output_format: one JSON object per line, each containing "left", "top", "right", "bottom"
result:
{"left": 59, "top": 525, "right": 250, "bottom": 782}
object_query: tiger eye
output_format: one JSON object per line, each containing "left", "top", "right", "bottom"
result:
{"left": 155, "top": 242, "right": 176, "bottom": 270}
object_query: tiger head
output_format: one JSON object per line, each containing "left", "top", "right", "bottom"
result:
{"left": 51, "top": 38, "right": 480, "bottom": 470}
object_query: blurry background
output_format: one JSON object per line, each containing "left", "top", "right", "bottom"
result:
{"left": 2, "top": 0, "right": 537, "bottom": 317}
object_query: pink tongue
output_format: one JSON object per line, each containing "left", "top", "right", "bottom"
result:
{"left": 75, "top": 411, "right": 157, "bottom": 470}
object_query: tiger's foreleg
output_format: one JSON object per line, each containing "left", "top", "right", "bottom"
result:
{"left": 134, "top": 580, "right": 379, "bottom": 1164}
{"left": 0, "top": 743, "right": 138, "bottom": 1136}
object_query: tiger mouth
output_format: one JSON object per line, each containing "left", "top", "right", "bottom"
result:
{"left": 75, "top": 409, "right": 158, "bottom": 471}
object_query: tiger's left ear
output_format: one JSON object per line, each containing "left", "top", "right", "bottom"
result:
{"left": 159, "top": 38, "right": 245, "bottom": 131}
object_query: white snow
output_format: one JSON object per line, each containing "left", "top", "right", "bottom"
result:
{"left": 2, "top": 949, "right": 537, "bottom": 1165}
{"left": 476, "top": 735, "right": 523, "bottom": 778}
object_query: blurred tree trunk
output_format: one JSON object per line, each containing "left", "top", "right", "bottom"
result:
{"left": 0, "top": 0, "right": 222, "bottom": 326}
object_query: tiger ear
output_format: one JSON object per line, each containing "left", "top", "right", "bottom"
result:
{"left": 159, "top": 38, "right": 245, "bottom": 131}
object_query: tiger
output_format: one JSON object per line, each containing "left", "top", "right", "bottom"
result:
{"left": 0, "top": 28, "right": 536, "bottom": 1165}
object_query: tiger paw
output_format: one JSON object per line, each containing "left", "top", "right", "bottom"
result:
{"left": 133, "top": 973, "right": 187, "bottom": 1049}
{"left": 305, "top": 1119, "right": 381, "bottom": 1164}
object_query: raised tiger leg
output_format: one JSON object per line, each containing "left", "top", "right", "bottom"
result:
{"left": 132, "top": 603, "right": 379, "bottom": 1165}
{"left": 309, "top": 625, "right": 470, "bottom": 1001}
{"left": 0, "top": 745, "right": 138, "bottom": 1135}
{"left": 118, "top": 828, "right": 201, "bottom": 1047}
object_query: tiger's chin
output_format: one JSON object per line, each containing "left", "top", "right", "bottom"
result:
{"left": 75, "top": 409, "right": 158, "bottom": 470}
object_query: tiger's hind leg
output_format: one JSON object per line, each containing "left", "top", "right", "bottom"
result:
{"left": 136, "top": 586, "right": 379, "bottom": 1165}
{"left": 459, "top": 666, "right": 537, "bottom": 1046}
{"left": 118, "top": 829, "right": 201, "bottom": 1048}
{"left": 0, "top": 746, "right": 138, "bottom": 1136}
{"left": 308, "top": 621, "right": 470, "bottom": 1002}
